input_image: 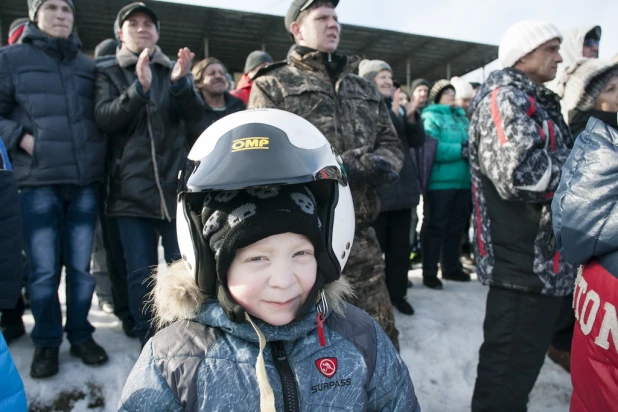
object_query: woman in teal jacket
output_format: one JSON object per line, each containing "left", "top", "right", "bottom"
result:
{"left": 420, "top": 80, "right": 471, "bottom": 289}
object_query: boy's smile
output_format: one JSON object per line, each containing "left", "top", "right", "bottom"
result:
{"left": 227, "top": 232, "right": 317, "bottom": 326}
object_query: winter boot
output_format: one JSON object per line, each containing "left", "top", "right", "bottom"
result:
{"left": 30, "top": 347, "right": 59, "bottom": 379}
{"left": 391, "top": 297, "right": 415, "bottom": 315}
{"left": 70, "top": 339, "right": 109, "bottom": 366}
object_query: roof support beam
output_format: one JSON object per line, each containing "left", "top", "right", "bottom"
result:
{"left": 203, "top": 37, "right": 209, "bottom": 58}
{"left": 406, "top": 58, "right": 411, "bottom": 91}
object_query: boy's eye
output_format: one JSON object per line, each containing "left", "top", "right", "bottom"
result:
{"left": 248, "top": 256, "right": 267, "bottom": 262}
{"left": 294, "top": 250, "right": 313, "bottom": 257}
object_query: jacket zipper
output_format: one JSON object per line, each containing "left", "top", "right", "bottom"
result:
{"left": 146, "top": 115, "right": 171, "bottom": 221}
{"left": 270, "top": 341, "right": 300, "bottom": 412}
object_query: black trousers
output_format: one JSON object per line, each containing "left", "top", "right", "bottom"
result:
{"left": 471, "top": 287, "right": 566, "bottom": 412}
{"left": 552, "top": 295, "right": 575, "bottom": 352}
{"left": 0, "top": 295, "right": 25, "bottom": 326}
{"left": 421, "top": 189, "right": 471, "bottom": 277}
{"left": 373, "top": 209, "right": 412, "bottom": 300}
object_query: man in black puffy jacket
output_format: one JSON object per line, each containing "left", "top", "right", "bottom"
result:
{"left": 94, "top": 2, "right": 204, "bottom": 346}
{"left": 0, "top": 0, "right": 108, "bottom": 379}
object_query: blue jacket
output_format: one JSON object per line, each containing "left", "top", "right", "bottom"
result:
{"left": 0, "top": 334, "right": 27, "bottom": 411}
{"left": 553, "top": 115, "right": 618, "bottom": 273}
{"left": 119, "top": 266, "right": 419, "bottom": 411}
{"left": 0, "top": 23, "right": 105, "bottom": 188}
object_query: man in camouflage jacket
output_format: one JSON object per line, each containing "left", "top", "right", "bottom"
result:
{"left": 468, "top": 21, "right": 578, "bottom": 411}
{"left": 249, "top": 0, "right": 403, "bottom": 349}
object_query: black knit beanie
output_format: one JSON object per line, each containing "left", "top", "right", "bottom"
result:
{"left": 28, "top": 0, "right": 75, "bottom": 21}
{"left": 201, "top": 185, "right": 325, "bottom": 322}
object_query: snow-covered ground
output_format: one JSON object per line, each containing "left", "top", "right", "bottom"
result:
{"left": 7, "top": 269, "right": 572, "bottom": 412}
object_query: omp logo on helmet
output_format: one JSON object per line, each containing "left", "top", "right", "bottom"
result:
{"left": 231, "top": 137, "right": 269, "bottom": 152}
{"left": 315, "top": 357, "right": 337, "bottom": 378}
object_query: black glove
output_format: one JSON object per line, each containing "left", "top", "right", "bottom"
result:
{"left": 461, "top": 140, "right": 469, "bottom": 161}
{"left": 360, "top": 153, "right": 399, "bottom": 184}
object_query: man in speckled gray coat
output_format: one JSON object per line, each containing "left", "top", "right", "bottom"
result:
{"left": 248, "top": 0, "right": 403, "bottom": 349}
{"left": 468, "top": 20, "right": 577, "bottom": 411}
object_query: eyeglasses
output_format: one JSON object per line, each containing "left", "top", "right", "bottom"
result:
{"left": 584, "top": 39, "right": 599, "bottom": 48}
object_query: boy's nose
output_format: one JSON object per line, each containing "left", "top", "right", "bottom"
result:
{"left": 269, "top": 266, "right": 296, "bottom": 289}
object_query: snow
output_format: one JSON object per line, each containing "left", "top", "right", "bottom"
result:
{"left": 7, "top": 269, "right": 572, "bottom": 412}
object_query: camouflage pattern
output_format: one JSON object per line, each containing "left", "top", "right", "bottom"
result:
{"left": 248, "top": 46, "right": 403, "bottom": 225}
{"left": 345, "top": 227, "right": 399, "bottom": 351}
{"left": 469, "top": 68, "right": 577, "bottom": 297}
{"left": 249, "top": 45, "right": 402, "bottom": 348}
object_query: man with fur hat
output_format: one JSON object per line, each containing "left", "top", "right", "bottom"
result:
{"left": 94, "top": 2, "right": 204, "bottom": 346}
{"left": 231, "top": 50, "right": 274, "bottom": 105}
{"left": 248, "top": 0, "right": 403, "bottom": 349}
{"left": 468, "top": 20, "right": 577, "bottom": 410}
{"left": 0, "top": 0, "right": 108, "bottom": 378}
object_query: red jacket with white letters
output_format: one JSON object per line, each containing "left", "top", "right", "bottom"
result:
{"left": 552, "top": 117, "right": 618, "bottom": 412}
{"left": 571, "top": 262, "right": 618, "bottom": 412}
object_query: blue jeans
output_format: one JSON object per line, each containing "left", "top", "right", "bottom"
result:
{"left": 116, "top": 217, "right": 180, "bottom": 344}
{"left": 20, "top": 184, "right": 98, "bottom": 347}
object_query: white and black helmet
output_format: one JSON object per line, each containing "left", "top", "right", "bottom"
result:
{"left": 177, "top": 109, "right": 355, "bottom": 297}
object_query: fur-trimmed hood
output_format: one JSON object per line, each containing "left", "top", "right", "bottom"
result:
{"left": 152, "top": 261, "right": 354, "bottom": 333}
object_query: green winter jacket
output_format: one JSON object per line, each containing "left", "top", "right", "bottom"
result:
{"left": 422, "top": 104, "right": 471, "bottom": 190}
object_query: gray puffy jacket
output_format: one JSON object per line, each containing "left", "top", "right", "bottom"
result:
{"left": 119, "top": 264, "right": 419, "bottom": 411}
{"left": 553, "top": 116, "right": 618, "bottom": 273}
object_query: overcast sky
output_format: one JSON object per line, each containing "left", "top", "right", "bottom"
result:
{"left": 157, "top": 0, "right": 616, "bottom": 81}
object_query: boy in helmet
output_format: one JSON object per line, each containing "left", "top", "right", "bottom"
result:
{"left": 119, "top": 109, "right": 418, "bottom": 411}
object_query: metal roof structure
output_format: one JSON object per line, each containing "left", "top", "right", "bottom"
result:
{"left": 0, "top": 0, "right": 498, "bottom": 87}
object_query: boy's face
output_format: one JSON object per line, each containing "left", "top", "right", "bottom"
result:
{"left": 227, "top": 232, "right": 317, "bottom": 326}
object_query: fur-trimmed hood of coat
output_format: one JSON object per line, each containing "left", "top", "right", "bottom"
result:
{"left": 152, "top": 261, "right": 354, "bottom": 330}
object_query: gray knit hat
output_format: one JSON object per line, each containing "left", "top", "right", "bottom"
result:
{"left": 244, "top": 51, "right": 273, "bottom": 74}
{"left": 358, "top": 59, "right": 392, "bottom": 81}
{"left": 556, "top": 58, "right": 618, "bottom": 114}
{"left": 429, "top": 79, "right": 455, "bottom": 104}
{"left": 410, "top": 78, "right": 430, "bottom": 94}
{"left": 28, "top": 0, "right": 75, "bottom": 21}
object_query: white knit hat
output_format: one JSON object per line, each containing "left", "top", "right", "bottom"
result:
{"left": 450, "top": 77, "right": 474, "bottom": 99}
{"left": 499, "top": 20, "right": 563, "bottom": 68}
{"left": 358, "top": 59, "right": 392, "bottom": 81}
{"left": 556, "top": 58, "right": 618, "bottom": 114}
